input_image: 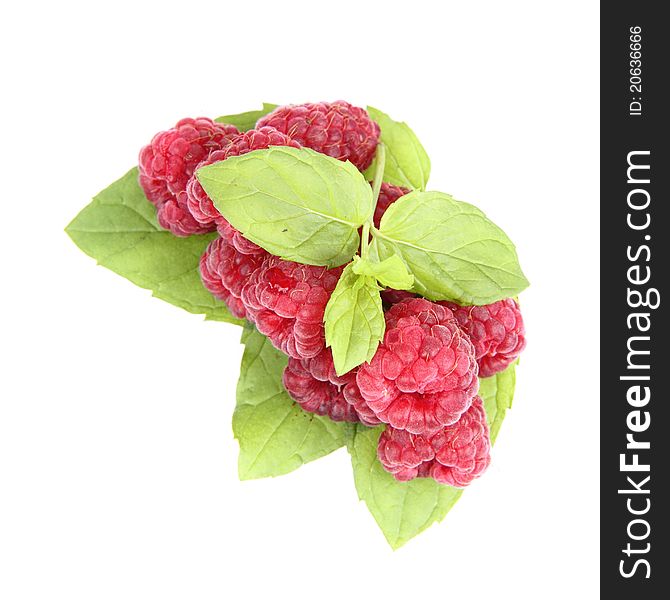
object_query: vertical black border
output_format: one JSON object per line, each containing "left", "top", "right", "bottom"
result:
{"left": 601, "top": 2, "right": 668, "bottom": 595}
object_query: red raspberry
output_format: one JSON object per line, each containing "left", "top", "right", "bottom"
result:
{"left": 283, "top": 349, "right": 360, "bottom": 422}
{"left": 186, "top": 127, "right": 300, "bottom": 228}
{"left": 241, "top": 255, "right": 342, "bottom": 359}
{"left": 139, "top": 117, "right": 239, "bottom": 197}
{"left": 356, "top": 298, "right": 479, "bottom": 435}
{"left": 199, "top": 235, "right": 267, "bottom": 320}
{"left": 441, "top": 299, "right": 526, "bottom": 377}
{"left": 138, "top": 117, "right": 239, "bottom": 236}
{"left": 374, "top": 182, "right": 410, "bottom": 227}
{"left": 377, "top": 396, "right": 491, "bottom": 487}
{"left": 257, "top": 101, "right": 380, "bottom": 171}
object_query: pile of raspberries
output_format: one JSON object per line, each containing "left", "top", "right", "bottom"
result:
{"left": 138, "top": 101, "right": 526, "bottom": 489}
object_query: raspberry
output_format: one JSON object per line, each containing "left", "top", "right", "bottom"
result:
{"left": 356, "top": 298, "right": 479, "bottom": 435}
{"left": 241, "top": 255, "right": 342, "bottom": 359}
{"left": 138, "top": 117, "right": 239, "bottom": 236}
{"left": 441, "top": 299, "right": 526, "bottom": 377}
{"left": 257, "top": 101, "right": 380, "bottom": 171}
{"left": 283, "top": 349, "right": 360, "bottom": 422}
{"left": 139, "top": 117, "right": 239, "bottom": 197}
{"left": 186, "top": 127, "right": 300, "bottom": 228}
{"left": 377, "top": 396, "right": 491, "bottom": 487}
{"left": 374, "top": 182, "right": 410, "bottom": 227}
{"left": 199, "top": 235, "right": 267, "bottom": 319}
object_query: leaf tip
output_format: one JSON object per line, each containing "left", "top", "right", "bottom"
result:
{"left": 332, "top": 360, "right": 350, "bottom": 378}
{"left": 387, "top": 537, "right": 405, "bottom": 551}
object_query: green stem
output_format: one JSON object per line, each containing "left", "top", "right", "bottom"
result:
{"left": 360, "top": 143, "right": 386, "bottom": 260}
{"left": 370, "top": 142, "right": 386, "bottom": 203}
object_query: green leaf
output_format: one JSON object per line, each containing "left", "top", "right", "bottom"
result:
{"left": 351, "top": 255, "right": 414, "bottom": 290}
{"left": 348, "top": 425, "right": 463, "bottom": 549}
{"left": 215, "top": 102, "right": 278, "bottom": 131}
{"left": 233, "top": 326, "right": 348, "bottom": 479}
{"left": 366, "top": 106, "right": 431, "bottom": 190}
{"left": 371, "top": 190, "right": 529, "bottom": 304}
{"left": 479, "top": 363, "right": 516, "bottom": 444}
{"left": 66, "top": 168, "right": 242, "bottom": 324}
{"left": 324, "top": 264, "right": 385, "bottom": 376}
{"left": 196, "top": 146, "right": 373, "bottom": 267}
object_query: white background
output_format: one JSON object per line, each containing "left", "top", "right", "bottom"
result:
{"left": 0, "top": 1, "right": 599, "bottom": 598}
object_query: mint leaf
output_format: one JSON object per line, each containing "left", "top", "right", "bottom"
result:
{"left": 479, "top": 363, "right": 516, "bottom": 444}
{"left": 324, "top": 264, "right": 385, "bottom": 376}
{"left": 66, "top": 168, "right": 242, "bottom": 324}
{"left": 348, "top": 425, "right": 463, "bottom": 549}
{"left": 352, "top": 255, "right": 414, "bottom": 290}
{"left": 233, "top": 326, "right": 348, "bottom": 479}
{"left": 366, "top": 107, "right": 430, "bottom": 190}
{"left": 196, "top": 146, "right": 373, "bottom": 267}
{"left": 371, "top": 190, "right": 529, "bottom": 304}
{"left": 215, "top": 103, "right": 278, "bottom": 131}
